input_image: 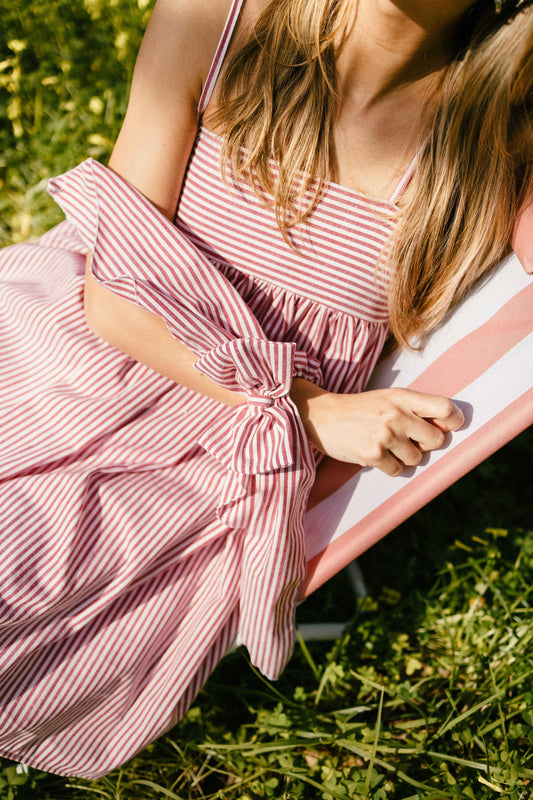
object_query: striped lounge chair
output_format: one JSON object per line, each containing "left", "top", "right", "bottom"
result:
{"left": 302, "top": 203, "right": 532, "bottom": 614}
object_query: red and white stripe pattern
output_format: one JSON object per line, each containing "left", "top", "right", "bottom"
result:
{"left": 0, "top": 140, "right": 394, "bottom": 777}
{"left": 4, "top": 0, "right": 526, "bottom": 774}
{"left": 303, "top": 250, "right": 533, "bottom": 595}
{"left": 0, "top": 1, "right": 415, "bottom": 776}
{"left": 176, "top": 126, "right": 396, "bottom": 322}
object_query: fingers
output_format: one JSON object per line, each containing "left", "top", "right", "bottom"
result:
{"left": 400, "top": 414, "right": 446, "bottom": 452}
{"left": 407, "top": 391, "right": 464, "bottom": 431}
{"left": 370, "top": 437, "right": 422, "bottom": 476}
{"left": 374, "top": 450, "right": 404, "bottom": 477}
{"left": 373, "top": 442, "right": 422, "bottom": 477}
{"left": 308, "top": 387, "right": 463, "bottom": 477}
{"left": 389, "top": 438, "right": 423, "bottom": 467}
{"left": 381, "top": 390, "right": 464, "bottom": 474}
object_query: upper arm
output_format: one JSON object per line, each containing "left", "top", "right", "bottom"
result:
{"left": 107, "top": 0, "right": 234, "bottom": 219}
{"left": 84, "top": 0, "right": 234, "bottom": 327}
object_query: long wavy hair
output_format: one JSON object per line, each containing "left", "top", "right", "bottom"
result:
{"left": 210, "top": 0, "right": 533, "bottom": 347}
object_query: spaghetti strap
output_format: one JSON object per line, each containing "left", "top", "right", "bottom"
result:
{"left": 388, "top": 135, "right": 431, "bottom": 203}
{"left": 387, "top": 152, "right": 418, "bottom": 204}
{"left": 197, "top": 0, "right": 246, "bottom": 119}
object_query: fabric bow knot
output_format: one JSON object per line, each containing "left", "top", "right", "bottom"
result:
{"left": 194, "top": 337, "right": 320, "bottom": 530}
{"left": 195, "top": 337, "right": 298, "bottom": 476}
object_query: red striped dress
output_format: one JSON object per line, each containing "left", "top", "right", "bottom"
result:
{"left": 0, "top": 0, "right": 415, "bottom": 778}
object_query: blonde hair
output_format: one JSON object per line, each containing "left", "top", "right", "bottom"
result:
{"left": 212, "top": 0, "right": 533, "bottom": 347}
{"left": 389, "top": 3, "right": 533, "bottom": 346}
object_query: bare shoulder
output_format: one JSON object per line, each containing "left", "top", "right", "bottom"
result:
{"left": 108, "top": 0, "right": 236, "bottom": 217}
{"left": 141, "top": 0, "right": 239, "bottom": 102}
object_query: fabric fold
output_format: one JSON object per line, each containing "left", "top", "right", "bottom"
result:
{"left": 47, "top": 158, "right": 319, "bottom": 678}
{"left": 196, "top": 338, "right": 297, "bottom": 474}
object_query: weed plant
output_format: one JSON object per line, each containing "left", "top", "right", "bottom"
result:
{"left": 1, "top": 2, "right": 531, "bottom": 798}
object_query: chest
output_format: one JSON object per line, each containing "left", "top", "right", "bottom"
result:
{"left": 331, "top": 92, "right": 427, "bottom": 202}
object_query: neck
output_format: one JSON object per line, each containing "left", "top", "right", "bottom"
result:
{"left": 340, "top": 0, "right": 474, "bottom": 105}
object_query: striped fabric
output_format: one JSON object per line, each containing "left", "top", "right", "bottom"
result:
{"left": 2, "top": 0, "right": 528, "bottom": 779}
{"left": 0, "top": 111, "right": 399, "bottom": 773}
{"left": 175, "top": 126, "right": 396, "bottom": 322}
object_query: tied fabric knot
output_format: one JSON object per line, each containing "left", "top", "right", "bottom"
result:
{"left": 194, "top": 337, "right": 316, "bottom": 530}
{"left": 195, "top": 337, "right": 297, "bottom": 478}
{"left": 195, "top": 337, "right": 295, "bottom": 401}
{"left": 246, "top": 395, "right": 274, "bottom": 408}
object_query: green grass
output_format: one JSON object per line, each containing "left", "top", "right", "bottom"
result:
{"left": 0, "top": 0, "right": 150, "bottom": 246}
{"left": 1, "top": 2, "right": 532, "bottom": 798}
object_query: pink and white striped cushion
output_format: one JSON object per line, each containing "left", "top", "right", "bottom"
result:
{"left": 303, "top": 251, "right": 532, "bottom": 595}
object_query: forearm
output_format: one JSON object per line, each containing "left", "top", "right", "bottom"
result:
{"left": 84, "top": 255, "right": 247, "bottom": 406}
{"left": 84, "top": 254, "right": 319, "bottom": 412}
{"left": 83, "top": 259, "right": 463, "bottom": 476}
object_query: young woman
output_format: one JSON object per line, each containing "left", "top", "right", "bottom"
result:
{"left": 0, "top": 0, "right": 531, "bottom": 778}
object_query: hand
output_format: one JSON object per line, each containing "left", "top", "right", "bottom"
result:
{"left": 290, "top": 381, "right": 464, "bottom": 477}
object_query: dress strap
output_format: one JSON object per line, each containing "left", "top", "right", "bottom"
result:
{"left": 387, "top": 152, "right": 419, "bottom": 204}
{"left": 197, "top": 0, "right": 246, "bottom": 119}
{"left": 388, "top": 134, "right": 431, "bottom": 203}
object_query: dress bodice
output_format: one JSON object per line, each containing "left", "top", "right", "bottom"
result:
{"left": 174, "top": 124, "right": 398, "bottom": 394}
{"left": 175, "top": 125, "right": 397, "bottom": 322}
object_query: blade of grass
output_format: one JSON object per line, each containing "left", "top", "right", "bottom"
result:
{"left": 64, "top": 787, "right": 112, "bottom": 799}
{"left": 130, "top": 780, "right": 184, "bottom": 799}
{"left": 267, "top": 768, "right": 355, "bottom": 800}
{"left": 296, "top": 626, "right": 320, "bottom": 680}
{"left": 245, "top": 659, "right": 297, "bottom": 707}
{"left": 425, "top": 749, "right": 533, "bottom": 779}
{"left": 431, "top": 687, "right": 506, "bottom": 739}
{"left": 336, "top": 739, "right": 434, "bottom": 791}
{"left": 364, "top": 686, "right": 384, "bottom": 796}
{"left": 478, "top": 774, "right": 505, "bottom": 793}
{"left": 200, "top": 770, "right": 267, "bottom": 800}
